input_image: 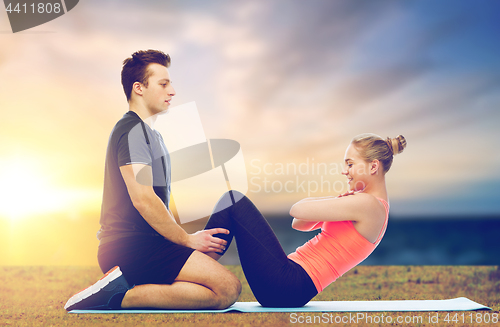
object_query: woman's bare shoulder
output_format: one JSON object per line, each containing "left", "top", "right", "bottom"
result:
{"left": 347, "top": 193, "right": 386, "bottom": 221}
{"left": 344, "top": 192, "right": 380, "bottom": 205}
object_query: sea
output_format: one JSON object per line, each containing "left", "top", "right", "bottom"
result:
{"left": 181, "top": 216, "right": 500, "bottom": 266}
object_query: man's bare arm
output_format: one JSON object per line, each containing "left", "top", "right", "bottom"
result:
{"left": 120, "top": 163, "right": 227, "bottom": 253}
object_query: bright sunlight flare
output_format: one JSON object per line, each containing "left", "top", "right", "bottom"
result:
{"left": 0, "top": 159, "right": 73, "bottom": 221}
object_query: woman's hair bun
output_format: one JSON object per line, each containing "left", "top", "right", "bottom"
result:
{"left": 386, "top": 135, "right": 406, "bottom": 155}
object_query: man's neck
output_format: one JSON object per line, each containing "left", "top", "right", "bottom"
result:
{"left": 128, "top": 102, "right": 156, "bottom": 128}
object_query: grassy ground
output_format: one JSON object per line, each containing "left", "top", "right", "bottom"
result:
{"left": 0, "top": 266, "right": 498, "bottom": 326}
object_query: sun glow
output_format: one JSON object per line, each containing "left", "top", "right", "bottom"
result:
{"left": 0, "top": 157, "right": 103, "bottom": 265}
{"left": 0, "top": 159, "right": 72, "bottom": 221}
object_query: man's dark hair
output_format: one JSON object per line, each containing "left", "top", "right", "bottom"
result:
{"left": 121, "top": 50, "right": 171, "bottom": 101}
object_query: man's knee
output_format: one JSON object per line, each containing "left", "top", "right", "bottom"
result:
{"left": 213, "top": 272, "right": 241, "bottom": 309}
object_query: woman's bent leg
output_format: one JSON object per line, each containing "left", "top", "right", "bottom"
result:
{"left": 204, "top": 191, "right": 317, "bottom": 307}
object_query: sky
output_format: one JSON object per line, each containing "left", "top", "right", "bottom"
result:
{"left": 0, "top": 0, "right": 499, "bottom": 265}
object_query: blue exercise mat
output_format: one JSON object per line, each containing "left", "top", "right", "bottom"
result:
{"left": 70, "top": 297, "right": 490, "bottom": 313}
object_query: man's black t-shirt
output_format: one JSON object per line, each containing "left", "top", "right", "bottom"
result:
{"left": 97, "top": 111, "right": 171, "bottom": 244}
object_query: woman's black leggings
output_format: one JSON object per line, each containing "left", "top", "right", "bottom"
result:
{"left": 204, "top": 191, "right": 318, "bottom": 307}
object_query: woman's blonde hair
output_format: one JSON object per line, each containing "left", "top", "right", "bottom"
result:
{"left": 351, "top": 133, "right": 407, "bottom": 174}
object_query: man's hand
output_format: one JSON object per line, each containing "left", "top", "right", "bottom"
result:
{"left": 187, "top": 228, "right": 230, "bottom": 253}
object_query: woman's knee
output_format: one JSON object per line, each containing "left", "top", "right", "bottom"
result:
{"left": 220, "top": 190, "right": 247, "bottom": 204}
{"left": 212, "top": 190, "right": 248, "bottom": 215}
{"left": 229, "top": 190, "right": 246, "bottom": 201}
{"left": 213, "top": 191, "right": 238, "bottom": 213}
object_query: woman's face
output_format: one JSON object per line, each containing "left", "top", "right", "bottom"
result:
{"left": 342, "top": 144, "right": 370, "bottom": 191}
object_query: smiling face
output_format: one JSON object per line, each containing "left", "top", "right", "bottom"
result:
{"left": 342, "top": 143, "right": 371, "bottom": 191}
{"left": 140, "top": 63, "right": 176, "bottom": 116}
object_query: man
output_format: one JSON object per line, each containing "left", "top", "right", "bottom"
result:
{"left": 65, "top": 50, "right": 241, "bottom": 311}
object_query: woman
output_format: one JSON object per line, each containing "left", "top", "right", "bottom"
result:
{"left": 204, "top": 133, "right": 406, "bottom": 307}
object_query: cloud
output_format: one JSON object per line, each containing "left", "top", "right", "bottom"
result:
{"left": 1, "top": 0, "right": 499, "bottom": 217}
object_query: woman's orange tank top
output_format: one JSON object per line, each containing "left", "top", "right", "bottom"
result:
{"left": 288, "top": 198, "right": 389, "bottom": 292}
